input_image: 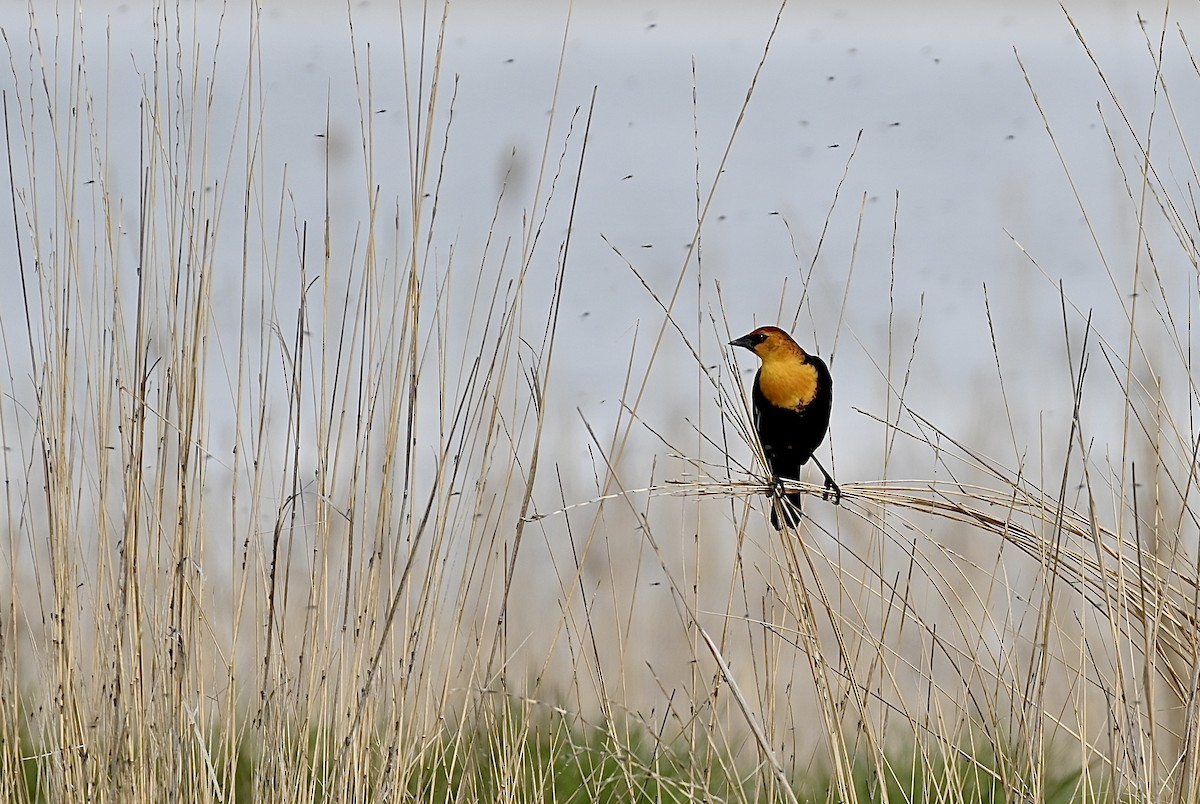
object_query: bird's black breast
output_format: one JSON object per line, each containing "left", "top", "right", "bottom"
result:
{"left": 751, "top": 357, "right": 832, "bottom": 481}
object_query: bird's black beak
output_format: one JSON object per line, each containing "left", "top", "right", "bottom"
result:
{"left": 729, "top": 334, "right": 755, "bottom": 351}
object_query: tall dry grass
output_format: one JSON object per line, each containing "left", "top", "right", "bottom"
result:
{"left": 2, "top": 1, "right": 1200, "bottom": 802}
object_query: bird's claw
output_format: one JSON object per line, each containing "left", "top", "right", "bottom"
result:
{"left": 822, "top": 477, "right": 842, "bottom": 505}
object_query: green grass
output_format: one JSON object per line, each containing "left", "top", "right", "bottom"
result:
{"left": 796, "top": 742, "right": 1087, "bottom": 804}
{"left": 11, "top": 700, "right": 1097, "bottom": 803}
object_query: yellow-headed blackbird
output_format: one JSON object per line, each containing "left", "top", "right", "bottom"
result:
{"left": 730, "top": 325, "right": 839, "bottom": 529}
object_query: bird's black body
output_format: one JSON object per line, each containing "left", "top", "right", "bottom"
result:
{"left": 731, "top": 326, "right": 838, "bottom": 529}
{"left": 752, "top": 355, "right": 832, "bottom": 527}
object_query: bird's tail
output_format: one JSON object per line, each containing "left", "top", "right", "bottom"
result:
{"left": 770, "top": 492, "right": 803, "bottom": 530}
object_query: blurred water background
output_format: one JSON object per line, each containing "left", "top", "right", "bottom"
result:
{"left": 6, "top": 0, "right": 1190, "bottom": 453}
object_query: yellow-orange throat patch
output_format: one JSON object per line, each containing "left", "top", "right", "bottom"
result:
{"left": 758, "top": 361, "right": 819, "bottom": 411}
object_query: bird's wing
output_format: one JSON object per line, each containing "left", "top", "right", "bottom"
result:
{"left": 751, "top": 369, "right": 764, "bottom": 432}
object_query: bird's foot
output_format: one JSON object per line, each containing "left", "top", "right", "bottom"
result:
{"left": 822, "top": 476, "right": 842, "bottom": 505}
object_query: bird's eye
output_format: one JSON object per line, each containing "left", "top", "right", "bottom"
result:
{"left": 753, "top": 333, "right": 767, "bottom": 344}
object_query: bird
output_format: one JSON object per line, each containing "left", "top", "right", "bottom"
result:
{"left": 730, "top": 325, "right": 839, "bottom": 529}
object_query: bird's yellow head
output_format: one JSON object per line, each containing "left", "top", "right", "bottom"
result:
{"left": 730, "top": 326, "right": 819, "bottom": 409}
{"left": 729, "top": 326, "right": 808, "bottom": 364}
